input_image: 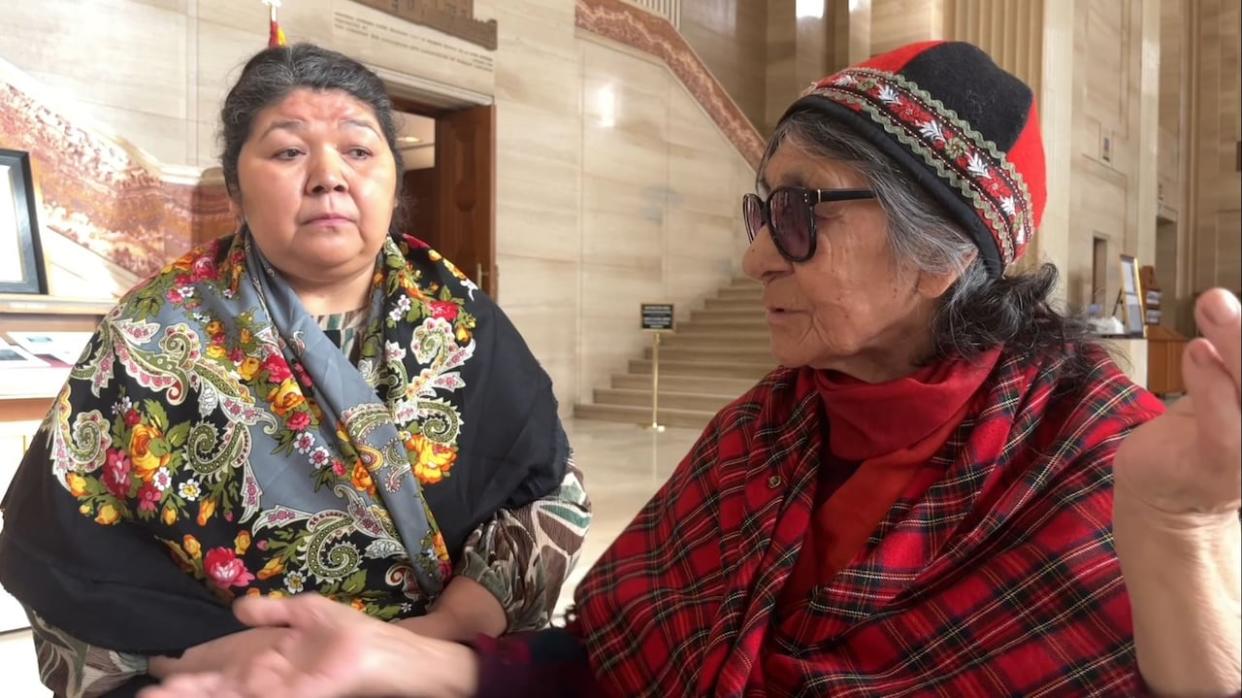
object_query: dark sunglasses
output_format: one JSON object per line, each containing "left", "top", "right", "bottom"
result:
{"left": 742, "top": 187, "right": 876, "bottom": 262}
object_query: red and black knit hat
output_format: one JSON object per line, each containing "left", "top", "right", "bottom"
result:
{"left": 783, "top": 41, "right": 1046, "bottom": 278}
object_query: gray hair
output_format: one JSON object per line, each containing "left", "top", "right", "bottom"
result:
{"left": 759, "top": 109, "right": 1092, "bottom": 372}
{"left": 219, "top": 43, "right": 405, "bottom": 228}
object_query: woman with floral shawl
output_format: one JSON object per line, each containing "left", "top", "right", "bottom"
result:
{"left": 0, "top": 43, "right": 591, "bottom": 697}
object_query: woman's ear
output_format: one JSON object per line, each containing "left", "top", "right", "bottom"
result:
{"left": 915, "top": 249, "right": 977, "bottom": 300}
{"left": 227, "top": 195, "right": 244, "bottom": 224}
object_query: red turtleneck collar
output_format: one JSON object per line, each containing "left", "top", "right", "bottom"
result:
{"left": 815, "top": 348, "right": 1004, "bottom": 461}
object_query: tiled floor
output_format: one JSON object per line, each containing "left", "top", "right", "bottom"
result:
{"left": 0, "top": 418, "right": 702, "bottom": 696}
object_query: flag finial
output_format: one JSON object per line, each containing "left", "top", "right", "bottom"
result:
{"left": 262, "top": 0, "right": 286, "bottom": 47}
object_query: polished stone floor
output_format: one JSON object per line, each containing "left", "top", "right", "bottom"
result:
{"left": 556, "top": 419, "right": 703, "bottom": 615}
{"left": 0, "top": 418, "right": 702, "bottom": 696}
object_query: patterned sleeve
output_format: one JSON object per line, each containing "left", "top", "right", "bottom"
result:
{"left": 23, "top": 608, "right": 148, "bottom": 698}
{"left": 454, "top": 459, "right": 591, "bottom": 631}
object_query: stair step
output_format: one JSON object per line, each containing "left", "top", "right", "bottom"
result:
{"left": 704, "top": 297, "right": 765, "bottom": 311}
{"left": 693, "top": 308, "right": 765, "bottom": 321}
{"left": 573, "top": 403, "right": 715, "bottom": 429}
{"left": 684, "top": 318, "right": 769, "bottom": 331}
{"left": 644, "top": 346, "right": 774, "bottom": 363}
{"left": 717, "top": 287, "right": 763, "bottom": 299}
{"left": 593, "top": 388, "right": 734, "bottom": 412}
{"left": 672, "top": 325, "right": 771, "bottom": 339}
{"left": 629, "top": 358, "right": 772, "bottom": 379}
{"left": 661, "top": 335, "right": 770, "bottom": 351}
{"left": 611, "top": 373, "right": 758, "bottom": 395}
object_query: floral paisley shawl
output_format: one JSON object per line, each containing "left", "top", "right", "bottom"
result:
{"left": 0, "top": 231, "right": 568, "bottom": 656}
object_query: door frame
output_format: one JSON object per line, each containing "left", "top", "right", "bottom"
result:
{"left": 382, "top": 69, "right": 499, "bottom": 300}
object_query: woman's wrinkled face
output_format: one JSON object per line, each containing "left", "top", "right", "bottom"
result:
{"left": 234, "top": 88, "right": 396, "bottom": 290}
{"left": 742, "top": 139, "right": 941, "bottom": 377}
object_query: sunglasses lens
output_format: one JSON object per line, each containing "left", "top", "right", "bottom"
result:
{"left": 770, "top": 190, "right": 813, "bottom": 260}
{"left": 742, "top": 195, "right": 763, "bottom": 242}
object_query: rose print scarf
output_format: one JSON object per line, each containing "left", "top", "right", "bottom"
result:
{"left": 0, "top": 230, "right": 568, "bottom": 656}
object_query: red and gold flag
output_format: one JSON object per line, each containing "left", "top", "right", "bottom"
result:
{"left": 262, "top": 0, "right": 287, "bottom": 47}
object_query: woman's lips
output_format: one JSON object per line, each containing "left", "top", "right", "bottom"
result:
{"left": 765, "top": 307, "right": 804, "bottom": 322}
{"left": 304, "top": 214, "right": 354, "bottom": 225}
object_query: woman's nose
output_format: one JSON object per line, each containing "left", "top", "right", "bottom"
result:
{"left": 742, "top": 224, "right": 789, "bottom": 281}
{"left": 306, "top": 153, "right": 348, "bottom": 194}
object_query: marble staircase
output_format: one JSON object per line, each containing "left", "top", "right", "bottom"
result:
{"left": 574, "top": 278, "right": 774, "bottom": 428}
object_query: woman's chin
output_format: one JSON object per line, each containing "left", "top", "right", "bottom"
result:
{"left": 769, "top": 343, "right": 815, "bottom": 369}
{"left": 292, "top": 236, "right": 371, "bottom": 267}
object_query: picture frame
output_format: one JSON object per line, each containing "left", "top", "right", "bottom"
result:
{"left": 1118, "top": 254, "right": 1146, "bottom": 338}
{"left": 0, "top": 149, "right": 48, "bottom": 294}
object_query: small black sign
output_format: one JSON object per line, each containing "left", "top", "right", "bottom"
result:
{"left": 640, "top": 303, "right": 675, "bottom": 331}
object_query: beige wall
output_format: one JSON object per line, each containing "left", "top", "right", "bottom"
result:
{"left": 677, "top": 0, "right": 839, "bottom": 136}
{"left": 1131, "top": 0, "right": 1239, "bottom": 335}
{"left": 1188, "top": 0, "right": 1242, "bottom": 300}
{"left": 477, "top": 0, "right": 753, "bottom": 410}
{"left": 0, "top": 0, "right": 754, "bottom": 417}
{"left": 1066, "top": 0, "right": 1149, "bottom": 312}
{"left": 678, "top": 1, "right": 768, "bottom": 135}
{"left": 764, "top": 0, "right": 797, "bottom": 133}
{"left": 870, "top": 0, "right": 943, "bottom": 55}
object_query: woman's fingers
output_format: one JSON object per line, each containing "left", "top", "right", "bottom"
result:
{"left": 1184, "top": 340, "right": 1241, "bottom": 436}
{"left": 234, "top": 592, "right": 342, "bottom": 631}
{"left": 138, "top": 672, "right": 228, "bottom": 698}
{"left": 1194, "top": 289, "right": 1242, "bottom": 397}
{"left": 233, "top": 595, "right": 295, "bottom": 628}
{"left": 1182, "top": 339, "right": 1242, "bottom": 511}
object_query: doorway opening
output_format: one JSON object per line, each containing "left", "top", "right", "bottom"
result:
{"left": 1091, "top": 235, "right": 1109, "bottom": 314}
{"left": 390, "top": 96, "right": 497, "bottom": 300}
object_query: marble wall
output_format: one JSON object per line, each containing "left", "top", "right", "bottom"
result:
{"left": 482, "top": 0, "right": 755, "bottom": 409}
{"left": 1066, "top": 0, "right": 1153, "bottom": 311}
{"left": 1189, "top": 0, "right": 1242, "bottom": 300}
{"left": 1148, "top": 0, "right": 1241, "bottom": 335}
{"left": 678, "top": 1, "right": 768, "bottom": 135}
{"left": 870, "top": 0, "right": 943, "bottom": 55}
{"left": 676, "top": 0, "right": 838, "bottom": 137}
{"left": 0, "top": 0, "right": 756, "bottom": 415}
{"left": 764, "top": 0, "right": 797, "bottom": 133}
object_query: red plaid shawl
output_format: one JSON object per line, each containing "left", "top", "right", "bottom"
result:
{"left": 572, "top": 349, "right": 1164, "bottom": 696}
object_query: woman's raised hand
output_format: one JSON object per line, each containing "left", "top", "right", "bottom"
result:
{"left": 1114, "top": 288, "right": 1241, "bottom": 515}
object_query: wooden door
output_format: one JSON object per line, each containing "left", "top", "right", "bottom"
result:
{"left": 431, "top": 105, "right": 497, "bottom": 299}
{"left": 402, "top": 167, "right": 438, "bottom": 250}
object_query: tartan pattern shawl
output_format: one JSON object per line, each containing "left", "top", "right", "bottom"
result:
{"left": 572, "top": 348, "right": 1164, "bottom": 697}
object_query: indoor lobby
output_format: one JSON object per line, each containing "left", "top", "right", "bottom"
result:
{"left": 0, "top": 0, "right": 1239, "bottom": 695}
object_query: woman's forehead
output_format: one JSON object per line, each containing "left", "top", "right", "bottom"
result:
{"left": 761, "top": 141, "right": 863, "bottom": 192}
{"left": 251, "top": 88, "right": 380, "bottom": 133}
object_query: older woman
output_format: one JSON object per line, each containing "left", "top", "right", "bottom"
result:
{"left": 0, "top": 43, "right": 590, "bottom": 697}
{"left": 142, "top": 41, "right": 1240, "bottom": 697}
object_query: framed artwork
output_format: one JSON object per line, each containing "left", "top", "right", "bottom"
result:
{"left": 0, "top": 149, "right": 48, "bottom": 294}
{"left": 1118, "top": 255, "right": 1146, "bottom": 338}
